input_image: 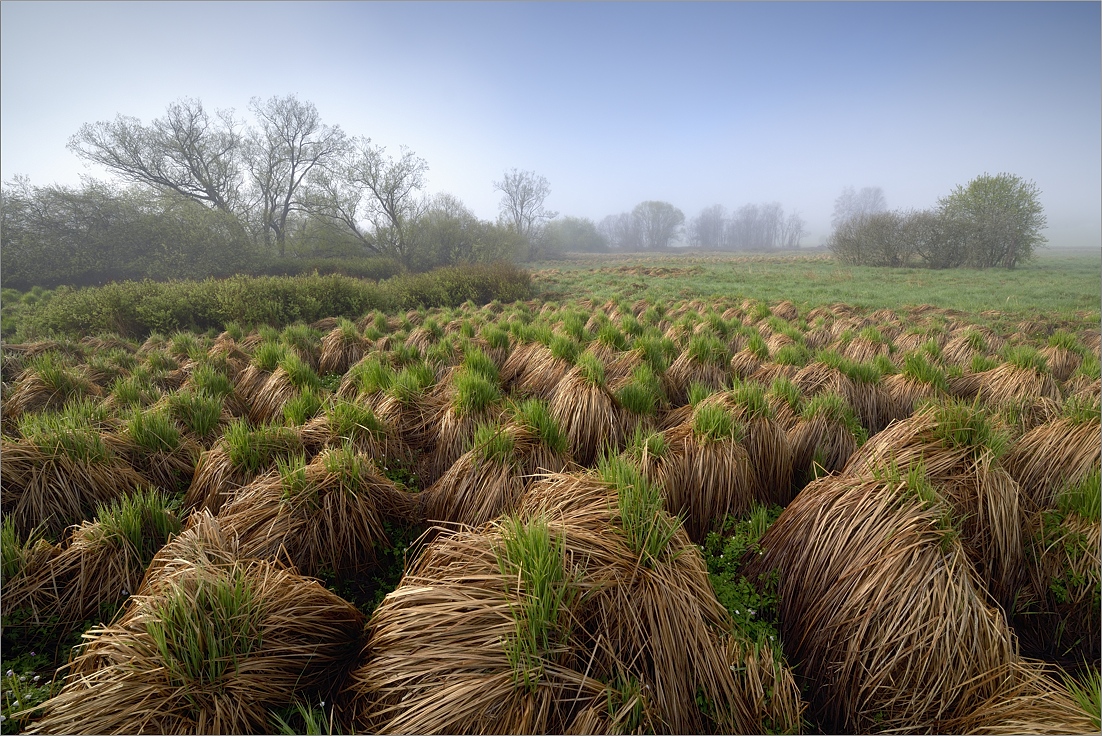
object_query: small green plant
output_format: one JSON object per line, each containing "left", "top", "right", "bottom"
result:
{"left": 1056, "top": 469, "right": 1102, "bottom": 524}
{"left": 224, "top": 420, "right": 303, "bottom": 474}
{"left": 453, "top": 369, "right": 501, "bottom": 416}
{"left": 692, "top": 403, "right": 744, "bottom": 444}
{"left": 930, "top": 398, "right": 1008, "bottom": 460}
{"left": 902, "top": 351, "right": 948, "bottom": 392}
{"left": 462, "top": 346, "right": 499, "bottom": 383}
{"left": 802, "top": 393, "right": 868, "bottom": 445}
{"left": 166, "top": 389, "right": 223, "bottom": 440}
{"left": 769, "top": 376, "right": 803, "bottom": 415}
{"left": 549, "top": 334, "right": 580, "bottom": 364}
{"left": 1062, "top": 667, "right": 1101, "bottom": 731}
{"left": 145, "top": 566, "right": 265, "bottom": 686}
{"left": 728, "top": 380, "right": 772, "bottom": 421}
{"left": 90, "top": 488, "right": 182, "bottom": 563}
{"left": 18, "top": 410, "right": 111, "bottom": 464}
{"left": 1002, "top": 345, "right": 1049, "bottom": 374}
{"left": 387, "top": 363, "right": 435, "bottom": 404}
{"left": 126, "top": 408, "right": 182, "bottom": 453}
{"left": 110, "top": 372, "right": 159, "bottom": 408}
{"left": 496, "top": 515, "right": 575, "bottom": 692}
{"left": 283, "top": 387, "right": 325, "bottom": 426}
{"left": 270, "top": 700, "right": 332, "bottom": 736}
{"left": 575, "top": 352, "right": 606, "bottom": 387}
{"left": 470, "top": 422, "right": 517, "bottom": 466}
{"left": 615, "top": 362, "right": 663, "bottom": 417}
{"left": 702, "top": 504, "right": 783, "bottom": 645}
{"left": 687, "top": 381, "right": 715, "bottom": 407}
{"left": 773, "top": 343, "right": 810, "bottom": 367}
{"left": 253, "top": 341, "right": 289, "bottom": 372}
{"left": 326, "top": 400, "right": 386, "bottom": 443}
{"left": 624, "top": 427, "right": 668, "bottom": 462}
{"left": 688, "top": 333, "right": 729, "bottom": 367}
{"left": 190, "top": 362, "right": 235, "bottom": 399}
{"left": 348, "top": 356, "right": 394, "bottom": 395}
{"left": 970, "top": 353, "right": 999, "bottom": 373}
{"left": 512, "top": 398, "right": 568, "bottom": 455}
{"left": 599, "top": 456, "right": 683, "bottom": 567}
{"left": 746, "top": 332, "right": 769, "bottom": 361}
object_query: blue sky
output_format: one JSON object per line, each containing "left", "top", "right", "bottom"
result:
{"left": 2, "top": 1, "right": 1099, "bottom": 246}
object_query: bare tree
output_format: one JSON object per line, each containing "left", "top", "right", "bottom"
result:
{"left": 348, "top": 139, "right": 429, "bottom": 265}
{"left": 245, "top": 95, "right": 346, "bottom": 255}
{"left": 633, "top": 200, "right": 684, "bottom": 250}
{"left": 493, "top": 169, "right": 557, "bottom": 242}
{"left": 68, "top": 97, "right": 242, "bottom": 214}
{"left": 599, "top": 212, "right": 642, "bottom": 251}
{"left": 831, "top": 186, "right": 887, "bottom": 229}
{"left": 779, "top": 211, "right": 807, "bottom": 249}
{"left": 689, "top": 204, "right": 727, "bottom": 249}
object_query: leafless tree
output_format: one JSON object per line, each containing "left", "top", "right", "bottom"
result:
{"left": 831, "top": 186, "right": 887, "bottom": 229}
{"left": 599, "top": 212, "right": 642, "bottom": 251}
{"left": 244, "top": 95, "right": 347, "bottom": 255}
{"left": 633, "top": 200, "right": 684, "bottom": 250}
{"left": 689, "top": 204, "right": 727, "bottom": 249}
{"left": 494, "top": 169, "right": 557, "bottom": 242}
{"left": 68, "top": 97, "right": 242, "bottom": 214}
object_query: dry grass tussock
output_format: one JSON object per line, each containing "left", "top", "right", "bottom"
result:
{"left": 845, "top": 403, "right": 1024, "bottom": 608}
{"left": 29, "top": 554, "right": 364, "bottom": 735}
{"left": 4, "top": 489, "right": 181, "bottom": 626}
{"left": 660, "top": 418, "right": 756, "bottom": 542}
{"left": 215, "top": 448, "right": 411, "bottom": 578}
{"left": 1003, "top": 415, "right": 1102, "bottom": 513}
{"left": 549, "top": 368, "right": 623, "bottom": 467}
{"left": 743, "top": 471, "right": 1021, "bottom": 733}
{"left": 1, "top": 438, "right": 146, "bottom": 537}
{"left": 346, "top": 471, "right": 771, "bottom": 734}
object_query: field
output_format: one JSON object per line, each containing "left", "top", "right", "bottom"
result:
{"left": 1, "top": 250, "right": 1099, "bottom": 734}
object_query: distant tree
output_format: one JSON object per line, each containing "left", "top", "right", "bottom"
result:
{"left": 494, "top": 169, "right": 558, "bottom": 246}
{"left": 244, "top": 95, "right": 347, "bottom": 255}
{"left": 779, "top": 211, "right": 807, "bottom": 249}
{"left": 68, "top": 97, "right": 243, "bottom": 214}
{"left": 543, "top": 216, "right": 607, "bottom": 257}
{"left": 689, "top": 204, "right": 727, "bottom": 249}
{"left": 938, "top": 173, "right": 1046, "bottom": 269}
{"left": 345, "top": 139, "right": 429, "bottom": 267}
{"left": 599, "top": 212, "right": 642, "bottom": 251}
{"left": 1, "top": 177, "right": 253, "bottom": 289}
{"left": 828, "top": 210, "right": 910, "bottom": 267}
{"left": 831, "top": 186, "right": 887, "bottom": 229}
{"left": 898, "top": 208, "right": 965, "bottom": 269}
{"left": 633, "top": 200, "right": 684, "bottom": 250}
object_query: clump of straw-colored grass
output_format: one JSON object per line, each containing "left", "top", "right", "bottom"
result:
{"left": 29, "top": 555, "right": 364, "bottom": 735}
{"left": 4, "top": 488, "right": 181, "bottom": 626}
{"left": 742, "top": 469, "right": 1020, "bottom": 733}
{"left": 184, "top": 419, "right": 306, "bottom": 514}
{"left": 216, "top": 445, "right": 408, "bottom": 577}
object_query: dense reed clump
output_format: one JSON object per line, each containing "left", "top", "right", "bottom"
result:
{"left": 28, "top": 552, "right": 365, "bottom": 734}
{"left": 844, "top": 398, "right": 1023, "bottom": 608}
{"left": 184, "top": 419, "right": 307, "bottom": 514}
{"left": 215, "top": 446, "right": 411, "bottom": 577}
{"left": 742, "top": 468, "right": 1021, "bottom": 733}
{"left": 3, "top": 488, "right": 182, "bottom": 626}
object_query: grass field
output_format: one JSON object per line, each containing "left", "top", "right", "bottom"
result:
{"left": 530, "top": 248, "right": 1101, "bottom": 324}
{"left": 1, "top": 250, "right": 1099, "bottom": 734}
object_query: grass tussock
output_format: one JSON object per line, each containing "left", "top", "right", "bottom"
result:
{"left": 30, "top": 555, "right": 364, "bottom": 735}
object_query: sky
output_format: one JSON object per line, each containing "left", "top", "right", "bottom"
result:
{"left": 2, "top": 1, "right": 1099, "bottom": 247}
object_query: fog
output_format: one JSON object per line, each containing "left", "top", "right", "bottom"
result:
{"left": 2, "top": 2, "right": 1099, "bottom": 248}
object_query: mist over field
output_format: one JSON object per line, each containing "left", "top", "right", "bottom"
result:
{"left": 2, "top": 1, "right": 1099, "bottom": 254}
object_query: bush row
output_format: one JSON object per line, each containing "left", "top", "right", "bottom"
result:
{"left": 12, "top": 262, "right": 531, "bottom": 340}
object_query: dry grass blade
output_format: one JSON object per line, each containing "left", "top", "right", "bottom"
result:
{"left": 1003, "top": 416, "right": 1101, "bottom": 514}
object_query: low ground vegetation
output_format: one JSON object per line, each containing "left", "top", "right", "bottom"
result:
{"left": 1, "top": 256, "right": 1099, "bottom": 734}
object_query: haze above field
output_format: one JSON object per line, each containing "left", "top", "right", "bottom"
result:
{"left": 2, "top": 1, "right": 1099, "bottom": 248}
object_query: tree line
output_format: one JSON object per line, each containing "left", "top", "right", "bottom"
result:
{"left": 827, "top": 175, "right": 1046, "bottom": 269}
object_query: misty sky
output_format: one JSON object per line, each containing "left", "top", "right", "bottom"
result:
{"left": 2, "top": 1, "right": 1099, "bottom": 247}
